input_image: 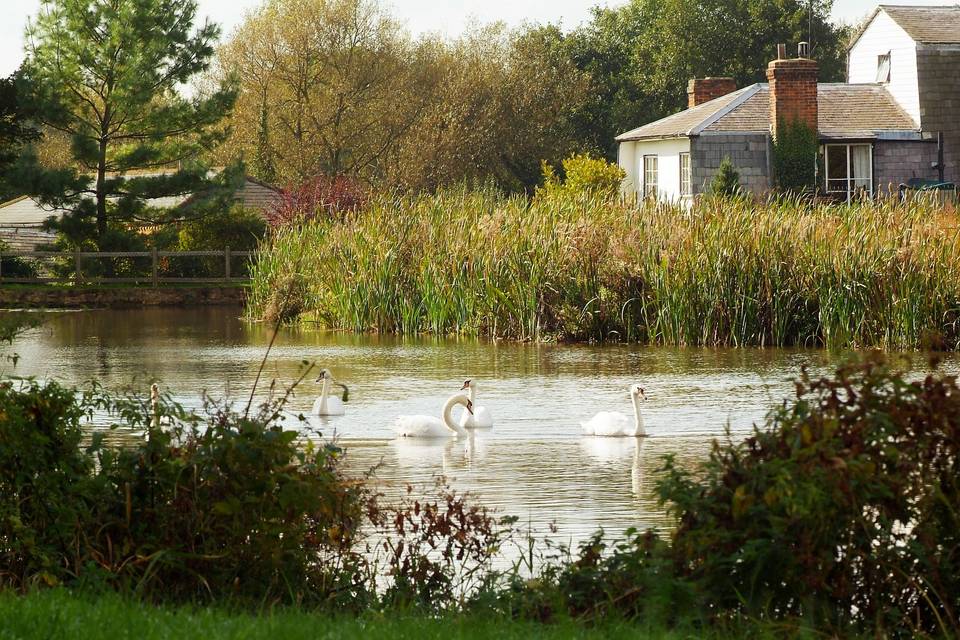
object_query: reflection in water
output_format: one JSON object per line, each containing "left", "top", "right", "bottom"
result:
{"left": 10, "top": 307, "right": 950, "bottom": 547}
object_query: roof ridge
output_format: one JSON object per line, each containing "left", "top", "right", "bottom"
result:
{"left": 690, "top": 84, "right": 763, "bottom": 135}
{"left": 0, "top": 195, "right": 29, "bottom": 210}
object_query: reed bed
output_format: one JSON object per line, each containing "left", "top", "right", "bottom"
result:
{"left": 247, "top": 187, "right": 960, "bottom": 350}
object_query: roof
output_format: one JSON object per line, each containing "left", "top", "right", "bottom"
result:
{"left": 617, "top": 83, "right": 919, "bottom": 142}
{"left": 851, "top": 5, "right": 960, "bottom": 47}
{"left": 0, "top": 176, "right": 280, "bottom": 227}
{"left": 615, "top": 86, "right": 757, "bottom": 141}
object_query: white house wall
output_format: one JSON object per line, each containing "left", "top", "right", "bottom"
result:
{"left": 618, "top": 137, "right": 691, "bottom": 202}
{"left": 848, "top": 10, "right": 920, "bottom": 125}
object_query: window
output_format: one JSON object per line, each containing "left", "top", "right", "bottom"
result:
{"left": 643, "top": 155, "right": 658, "bottom": 198}
{"left": 824, "top": 144, "right": 873, "bottom": 201}
{"left": 679, "top": 153, "right": 691, "bottom": 196}
{"left": 876, "top": 52, "right": 891, "bottom": 83}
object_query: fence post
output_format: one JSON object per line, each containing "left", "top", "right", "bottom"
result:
{"left": 224, "top": 246, "right": 231, "bottom": 283}
{"left": 0, "top": 248, "right": 3, "bottom": 283}
{"left": 74, "top": 248, "right": 82, "bottom": 285}
{"left": 152, "top": 247, "right": 158, "bottom": 288}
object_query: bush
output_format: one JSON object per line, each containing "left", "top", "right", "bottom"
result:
{"left": 658, "top": 354, "right": 960, "bottom": 635}
{"left": 710, "top": 156, "right": 741, "bottom": 197}
{"left": 0, "top": 241, "right": 38, "bottom": 278}
{"left": 536, "top": 154, "right": 625, "bottom": 201}
{"left": 170, "top": 205, "right": 266, "bottom": 277}
{"left": 0, "top": 379, "right": 370, "bottom": 606}
{"left": 266, "top": 175, "right": 367, "bottom": 228}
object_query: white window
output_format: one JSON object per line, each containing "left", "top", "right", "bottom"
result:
{"left": 824, "top": 144, "right": 873, "bottom": 201}
{"left": 679, "top": 153, "right": 691, "bottom": 196}
{"left": 876, "top": 52, "right": 891, "bottom": 83}
{"left": 643, "top": 155, "right": 658, "bottom": 198}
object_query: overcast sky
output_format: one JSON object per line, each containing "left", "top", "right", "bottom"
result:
{"left": 1, "top": 0, "right": 955, "bottom": 77}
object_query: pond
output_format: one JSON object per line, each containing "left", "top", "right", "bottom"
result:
{"left": 9, "top": 306, "right": 903, "bottom": 546}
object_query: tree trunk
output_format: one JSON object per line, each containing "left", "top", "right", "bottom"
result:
{"left": 96, "top": 136, "right": 108, "bottom": 241}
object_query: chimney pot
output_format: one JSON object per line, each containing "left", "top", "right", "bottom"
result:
{"left": 777, "top": 43, "right": 787, "bottom": 59}
{"left": 798, "top": 41, "right": 810, "bottom": 58}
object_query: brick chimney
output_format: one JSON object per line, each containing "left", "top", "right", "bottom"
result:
{"left": 766, "top": 42, "right": 818, "bottom": 140}
{"left": 687, "top": 77, "right": 737, "bottom": 108}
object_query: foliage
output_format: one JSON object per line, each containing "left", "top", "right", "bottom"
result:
{"left": 0, "top": 377, "right": 370, "bottom": 605}
{"left": 658, "top": 354, "right": 960, "bottom": 635}
{"left": 250, "top": 188, "right": 960, "bottom": 350}
{"left": 536, "top": 154, "right": 625, "bottom": 201}
{"left": 0, "top": 241, "right": 39, "bottom": 279}
{"left": 266, "top": 175, "right": 368, "bottom": 228}
{"left": 544, "top": 0, "right": 847, "bottom": 158}
{"left": 16, "top": 0, "right": 236, "bottom": 243}
{"left": 772, "top": 119, "right": 818, "bottom": 193}
{"left": 710, "top": 157, "right": 741, "bottom": 197}
{"left": 172, "top": 205, "right": 266, "bottom": 277}
{"left": 213, "top": 1, "right": 588, "bottom": 192}
{"left": 0, "top": 74, "right": 40, "bottom": 201}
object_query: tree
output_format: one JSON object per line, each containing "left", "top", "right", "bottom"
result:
{"left": 17, "top": 0, "right": 236, "bottom": 244}
{"left": 213, "top": 0, "right": 426, "bottom": 186}
{"left": 555, "top": 0, "right": 848, "bottom": 159}
{"left": 711, "top": 156, "right": 741, "bottom": 197}
{"left": 0, "top": 74, "right": 40, "bottom": 201}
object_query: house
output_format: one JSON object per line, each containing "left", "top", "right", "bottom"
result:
{"left": 617, "top": 4, "right": 960, "bottom": 202}
{"left": 0, "top": 174, "right": 280, "bottom": 249}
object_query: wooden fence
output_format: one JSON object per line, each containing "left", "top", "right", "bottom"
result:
{"left": 0, "top": 248, "right": 253, "bottom": 285}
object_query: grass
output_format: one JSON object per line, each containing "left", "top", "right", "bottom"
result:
{"left": 0, "top": 590, "right": 736, "bottom": 640}
{"left": 248, "top": 186, "right": 960, "bottom": 350}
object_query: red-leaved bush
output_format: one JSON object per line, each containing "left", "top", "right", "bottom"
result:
{"left": 266, "top": 175, "right": 367, "bottom": 228}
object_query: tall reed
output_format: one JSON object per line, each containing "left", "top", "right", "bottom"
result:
{"left": 247, "top": 186, "right": 960, "bottom": 350}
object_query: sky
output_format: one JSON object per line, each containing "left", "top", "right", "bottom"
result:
{"left": 1, "top": 0, "right": 956, "bottom": 77}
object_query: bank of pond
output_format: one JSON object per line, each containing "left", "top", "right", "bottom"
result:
{"left": 1, "top": 353, "right": 957, "bottom": 637}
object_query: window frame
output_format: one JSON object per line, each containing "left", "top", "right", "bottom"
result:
{"left": 643, "top": 154, "right": 658, "bottom": 198}
{"left": 679, "top": 152, "right": 691, "bottom": 197}
{"left": 876, "top": 52, "right": 891, "bottom": 83}
{"left": 823, "top": 143, "right": 874, "bottom": 202}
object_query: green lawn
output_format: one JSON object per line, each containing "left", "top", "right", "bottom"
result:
{"left": 0, "top": 590, "right": 710, "bottom": 640}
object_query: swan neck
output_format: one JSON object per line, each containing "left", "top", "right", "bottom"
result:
{"left": 632, "top": 394, "right": 646, "bottom": 435}
{"left": 319, "top": 376, "right": 330, "bottom": 411}
{"left": 442, "top": 394, "right": 469, "bottom": 435}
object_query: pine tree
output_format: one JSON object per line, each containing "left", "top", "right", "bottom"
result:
{"left": 711, "top": 156, "right": 741, "bottom": 197}
{"left": 16, "top": 0, "right": 237, "bottom": 244}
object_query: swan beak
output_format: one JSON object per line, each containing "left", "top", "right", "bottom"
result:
{"left": 466, "top": 399, "right": 474, "bottom": 415}
{"left": 460, "top": 380, "right": 470, "bottom": 390}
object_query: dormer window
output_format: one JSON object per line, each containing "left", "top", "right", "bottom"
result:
{"left": 876, "top": 52, "right": 891, "bottom": 83}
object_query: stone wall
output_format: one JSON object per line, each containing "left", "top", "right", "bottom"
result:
{"left": 691, "top": 134, "right": 772, "bottom": 195}
{"left": 917, "top": 46, "right": 960, "bottom": 184}
{"left": 0, "top": 286, "right": 247, "bottom": 309}
{"left": 873, "top": 139, "right": 940, "bottom": 193}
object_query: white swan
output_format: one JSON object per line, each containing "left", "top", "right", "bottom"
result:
{"left": 459, "top": 379, "right": 494, "bottom": 429}
{"left": 581, "top": 385, "right": 647, "bottom": 437}
{"left": 312, "top": 368, "right": 349, "bottom": 416}
{"left": 393, "top": 393, "right": 473, "bottom": 438}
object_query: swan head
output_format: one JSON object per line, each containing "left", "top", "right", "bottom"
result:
{"left": 316, "top": 368, "right": 332, "bottom": 382}
{"left": 460, "top": 379, "right": 474, "bottom": 391}
{"left": 631, "top": 385, "right": 647, "bottom": 401}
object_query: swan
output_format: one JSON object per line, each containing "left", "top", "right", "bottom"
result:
{"left": 581, "top": 385, "right": 647, "bottom": 437}
{"left": 392, "top": 393, "right": 473, "bottom": 438}
{"left": 312, "top": 368, "right": 349, "bottom": 416}
{"left": 459, "top": 379, "right": 494, "bottom": 429}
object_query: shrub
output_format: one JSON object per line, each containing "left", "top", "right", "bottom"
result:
{"left": 266, "top": 175, "right": 367, "bottom": 228}
{"left": 171, "top": 205, "right": 266, "bottom": 277}
{"left": 710, "top": 156, "right": 741, "bottom": 196}
{"left": 658, "top": 354, "right": 960, "bottom": 635}
{"left": 0, "top": 241, "right": 38, "bottom": 278}
{"left": 536, "top": 154, "right": 625, "bottom": 200}
{"left": 0, "top": 379, "right": 371, "bottom": 607}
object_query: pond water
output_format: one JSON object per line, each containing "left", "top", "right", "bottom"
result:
{"left": 9, "top": 307, "right": 920, "bottom": 546}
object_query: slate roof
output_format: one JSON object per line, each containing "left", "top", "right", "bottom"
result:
{"left": 877, "top": 5, "right": 960, "bottom": 44}
{"left": 617, "top": 83, "right": 919, "bottom": 142}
